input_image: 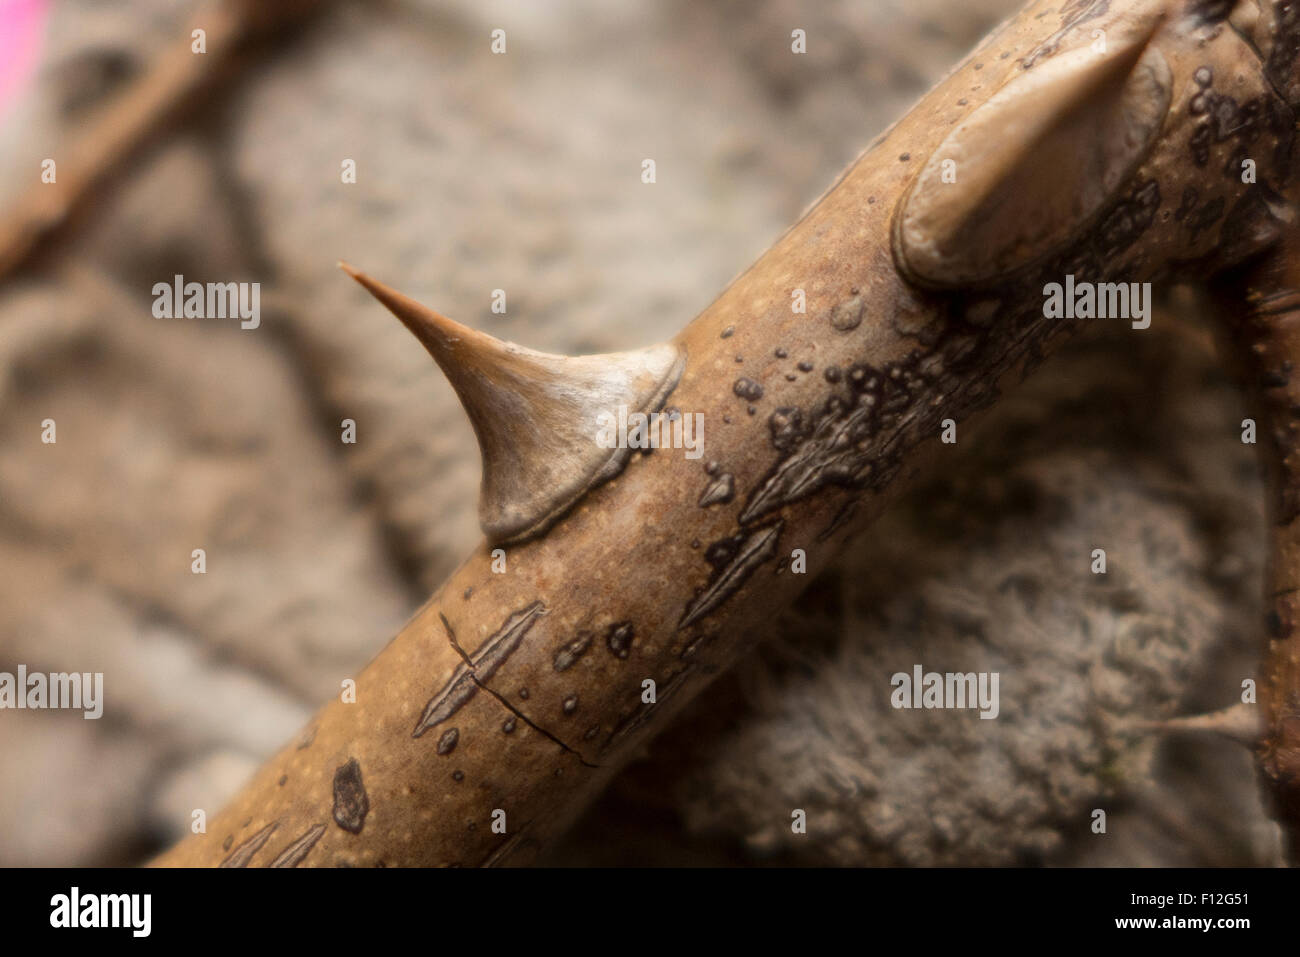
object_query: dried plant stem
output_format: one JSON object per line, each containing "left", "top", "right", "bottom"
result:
{"left": 151, "top": 0, "right": 1300, "bottom": 867}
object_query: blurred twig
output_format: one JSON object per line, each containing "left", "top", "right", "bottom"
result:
{"left": 0, "top": 0, "right": 326, "bottom": 281}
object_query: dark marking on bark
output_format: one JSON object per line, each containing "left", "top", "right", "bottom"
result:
{"left": 219, "top": 821, "right": 278, "bottom": 868}
{"left": 680, "top": 522, "right": 783, "bottom": 629}
{"left": 332, "top": 758, "right": 369, "bottom": 834}
{"left": 769, "top": 407, "right": 810, "bottom": 452}
{"left": 606, "top": 621, "right": 634, "bottom": 659}
{"left": 733, "top": 377, "right": 764, "bottom": 401}
{"left": 738, "top": 278, "right": 1043, "bottom": 531}
{"left": 437, "top": 727, "right": 460, "bottom": 755}
{"left": 552, "top": 631, "right": 593, "bottom": 671}
{"left": 698, "top": 472, "right": 735, "bottom": 507}
{"left": 411, "top": 667, "right": 478, "bottom": 739}
{"left": 474, "top": 602, "right": 546, "bottom": 682}
{"left": 1093, "top": 179, "right": 1160, "bottom": 261}
{"left": 270, "top": 824, "right": 327, "bottom": 868}
{"left": 1188, "top": 64, "right": 1272, "bottom": 168}
{"left": 738, "top": 380, "right": 885, "bottom": 524}
{"left": 414, "top": 601, "right": 547, "bottom": 737}
{"left": 704, "top": 532, "right": 746, "bottom": 570}
{"left": 1190, "top": 195, "right": 1226, "bottom": 241}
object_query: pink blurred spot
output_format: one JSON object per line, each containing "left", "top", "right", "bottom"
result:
{"left": 0, "top": 0, "right": 49, "bottom": 115}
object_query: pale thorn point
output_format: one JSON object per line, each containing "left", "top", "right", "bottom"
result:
{"left": 1121, "top": 702, "right": 1262, "bottom": 748}
{"left": 341, "top": 263, "right": 686, "bottom": 545}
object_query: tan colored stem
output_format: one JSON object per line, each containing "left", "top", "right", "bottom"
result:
{"left": 153, "top": 0, "right": 1300, "bottom": 867}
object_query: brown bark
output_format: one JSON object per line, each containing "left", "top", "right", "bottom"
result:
{"left": 1211, "top": 230, "right": 1300, "bottom": 862}
{"left": 153, "top": 0, "right": 1300, "bottom": 866}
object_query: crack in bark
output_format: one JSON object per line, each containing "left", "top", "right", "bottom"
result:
{"left": 438, "top": 606, "right": 599, "bottom": 767}
{"left": 441, "top": 611, "right": 474, "bottom": 667}
{"left": 470, "top": 674, "right": 601, "bottom": 769}
{"left": 412, "top": 601, "right": 546, "bottom": 738}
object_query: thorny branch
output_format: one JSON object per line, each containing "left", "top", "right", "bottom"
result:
{"left": 5, "top": 0, "right": 1300, "bottom": 866}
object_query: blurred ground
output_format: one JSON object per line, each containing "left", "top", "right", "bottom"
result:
{"left": 0, "top": 0, "right": 1281, "bottom": 865}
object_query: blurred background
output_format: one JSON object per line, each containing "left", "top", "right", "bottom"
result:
{"left": 0, "top": 0, "right": 1282, "bottom": 865}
